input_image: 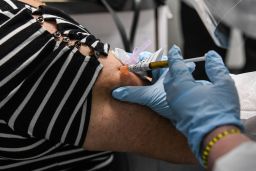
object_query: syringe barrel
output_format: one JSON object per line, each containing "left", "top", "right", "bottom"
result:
{"left": 128, "top": 63, "right": 150, "bottom": 72}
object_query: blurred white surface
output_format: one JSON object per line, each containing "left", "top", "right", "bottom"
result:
{"left": 232, "top": 72, "right": 256, "bottom": 119}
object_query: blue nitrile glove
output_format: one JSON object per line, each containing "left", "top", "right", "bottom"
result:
{"left": 112, "top": 51, "right": 196, "bottom": 118}
{"left": 113, "top": 69, "right": 171, "bottom": 117}
{"left": 163, "top": 45, "right": 243, "bottom": 164}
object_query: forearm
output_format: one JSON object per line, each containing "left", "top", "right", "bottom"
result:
{"left": 203, "top": 125, "right": 251, "bottom": 170}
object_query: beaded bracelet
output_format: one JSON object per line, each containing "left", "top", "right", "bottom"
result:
{"left": 201, "top": 128, "right": 241, "bottom": 168}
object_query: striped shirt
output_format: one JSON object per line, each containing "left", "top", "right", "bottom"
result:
{"left": 0, "top": 0, "right": 113, "bottom": 170}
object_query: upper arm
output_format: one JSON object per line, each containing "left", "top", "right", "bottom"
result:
{"left": 84, "top": 52, "right": 197, "bottom": 164}
{"left": 0, "top": 5, "right": 98, "bottom": 146}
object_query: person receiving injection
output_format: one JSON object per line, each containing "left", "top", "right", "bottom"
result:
{"left": 112, "top": 45, "right": 256, "bottom": 171}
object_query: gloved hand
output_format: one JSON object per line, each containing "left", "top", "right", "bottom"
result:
{"left": 112, "top": 49, "right": 195, "bottom": 118}
{"left": 138, "top": 51, "right": 195, "bottom": 82}
{"left": 163, "top": 45, "right": 243, "bottom": 163}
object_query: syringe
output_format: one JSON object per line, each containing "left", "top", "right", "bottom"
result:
{"left": 128, "top": 56, "right": 206, "bottom": 73}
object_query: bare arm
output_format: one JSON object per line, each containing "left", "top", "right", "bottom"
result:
{"left": 85, "top": 53, "right": 196, "bottom": 164}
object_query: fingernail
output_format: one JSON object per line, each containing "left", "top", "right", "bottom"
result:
{"left": 170, "top": 45, "right": 180, "bottom": 52}
{"left": 169, "top": 47, "right": 182, "bottom": 60}
{"left": 112, "top": 87, "right": 127, "bottom": 99}
{"left": 206, "top": 50, "right": 219, "bottom": 58}
{"left": 173, "top": 44, "right": 179, "bottom": 49}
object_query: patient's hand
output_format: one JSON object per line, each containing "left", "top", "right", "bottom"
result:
{"left": 85, "top": 52, "right": 197, "bottom": 164}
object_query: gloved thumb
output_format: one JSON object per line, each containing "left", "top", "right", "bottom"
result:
{"left": 112, "top": 86, "right": 149, "bottom": 106}
{"left": 186, "top": 62, "right": 196, "bottom": 73}
{"left": 205, "top": 50, "right": 230, "bottom": 84}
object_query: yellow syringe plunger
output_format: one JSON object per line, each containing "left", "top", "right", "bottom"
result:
{"left": 149, "top": 56, "right": 206, "bottom": 70}
{"left": 128, "top": 56, "right": 205, "bottom": 72}
{"left": 149, "top": 61, "right": 169, "bottom": 69}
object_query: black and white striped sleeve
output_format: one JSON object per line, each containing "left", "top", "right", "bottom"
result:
{"left": 0, "top": 7, "right": 103, "bottom": 147}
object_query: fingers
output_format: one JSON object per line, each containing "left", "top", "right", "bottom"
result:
{"left": 186, "top": 62, "right": 196, "bottom": 73}
{"left": 205, "top": 51, "right": 231, "bottom": 84}
{"left": 151, "top": 55, "right": 169, "bottom": 83}
{"left": 166, "top": 45, "right": 194, "bottom": 82}
{"left": 112, "top": 86, "right": 148, "bottom": 105}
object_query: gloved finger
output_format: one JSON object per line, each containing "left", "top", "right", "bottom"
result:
{"left": 152, "top": 68, "right": 168, "bottom": 83}
{"left": 127, "top": 51, "right": 152, "bottom": 62}
{"left": 138, "top": 51, "right": 152, "bottom": 61}
{"left": 152, "top": 61, "right": 195, "bottom": 83}
{"left": 205, "top": 51, "right": 231, "bottom": 84}
{"left": 112, "top": 86, "right": 149, "bottom": 106}
{"left": 151, "top": 55, "right": 168, "bottom": 82}
{"left": 186, "top": 62, "right": 196, "bottom": 73}
{"left": 152, "top": 61, "right": 196, "bottom": 83}
{"left": 167, "top": 45, "right": 194, "bottom": 82}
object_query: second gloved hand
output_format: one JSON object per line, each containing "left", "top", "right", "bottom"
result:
{"left": 112, "top": 70, "right": 170, "bottom": 117}
{"left": 112, "top": 55, "right": 195, "bottom": 118}
{"left": 163, "top": 45, "right": 243, "bottom": 163}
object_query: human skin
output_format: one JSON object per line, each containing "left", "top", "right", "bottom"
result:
{"left": 88, "top": 52, "right": 196, "bottom": 163}
{"left": 18, "top": 0, "right": 197, "bottom": 164}
{"left": 203, "top": 125, "right": 250, "bottom": 170}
